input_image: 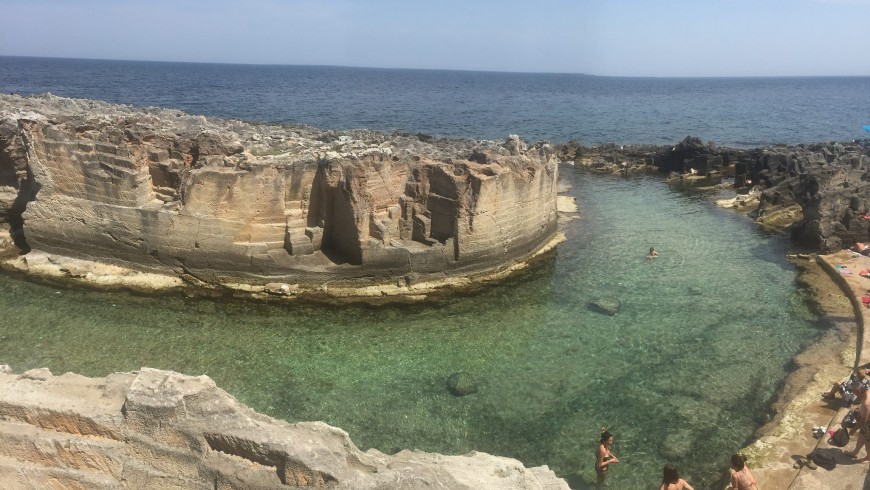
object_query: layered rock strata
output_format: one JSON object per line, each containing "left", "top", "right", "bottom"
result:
{"left": 0, "top": 366, "right": 567, "bottom": 489}
{"left": 0, "top": 94, "right": 559, "bottom": 298}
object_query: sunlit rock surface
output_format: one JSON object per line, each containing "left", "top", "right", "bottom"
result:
{"left": 556, "top": 136, "right": 870, "bottom": 252}
{"left": 0, "top": 366, "right": 568, "bottom": 489}
{"left": 0, "top": 94, "right": 559, "bottom": 298}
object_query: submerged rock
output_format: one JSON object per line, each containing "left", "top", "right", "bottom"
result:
{"left": 447, "top": 372, "right": 478, "bottom": 396}
{"left": 588, "top": 297, "right": 621, "bottom": 316}
{"left": 661, "top": 429, "right": 695, "bottom": 460}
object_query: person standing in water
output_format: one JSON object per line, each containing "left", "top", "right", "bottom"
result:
{"left": 729, "top": 454, "right": 758, "bottom": 489}
{"left": 596, "top": 429, "right": 619, "bottom": 487}
{"left": 728, "top": 454, "right": 758, "bottom": 490}
{"left": 648, "top": 247, "right": 659, "bottom": 259}
{"left": 660, "top": 463, "right": 694, "bottom": 490}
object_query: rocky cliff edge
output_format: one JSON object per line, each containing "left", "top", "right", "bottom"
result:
{"left": 0, "top": 94, "right": 560, "bottom": 300}
{"left": 0, "top": 365, "right": 567, "bottom": 489}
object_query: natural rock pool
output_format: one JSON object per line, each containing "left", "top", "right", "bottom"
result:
{"left": 0, "top": 171, "right": 823, "bottom": 488}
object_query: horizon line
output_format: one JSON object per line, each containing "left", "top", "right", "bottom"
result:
{"left": 2, "top": 54, "right": 869, "bottom": 79}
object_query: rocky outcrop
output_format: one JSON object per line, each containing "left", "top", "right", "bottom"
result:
{"left": 701, "top": 141, "right": 869, "bottom": 249}
{"left": 755, "top": 143, "right": 870, "bottom": 250}
{"left": 556, "top": 137, "right": 870, "bottom": 252}
{"left": 0, "top": 366, "right": 567, "bottom": 489}
{"left": 0, "top": 94, "right": 560, "bottom": 299}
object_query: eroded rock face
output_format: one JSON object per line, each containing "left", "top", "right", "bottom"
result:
{"left": 0, "top": 94, "right": 559, "bottom": 297}
{"left": 0, "top": 366, "right": 568, "bottom": 489}
{"left": 712, "top": 142, "right": 870, "bottom": 250}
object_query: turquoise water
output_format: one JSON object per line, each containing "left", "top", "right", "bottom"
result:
{"left": 0, "top": 172, "right": 821, "bottom": 488}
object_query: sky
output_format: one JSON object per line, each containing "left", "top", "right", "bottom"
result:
{"left": 1, "top": 0, "right": 869, "bottom": 77}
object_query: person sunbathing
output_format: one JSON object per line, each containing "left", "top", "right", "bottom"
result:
{"left": 852, "top": 242, "right": 870, "bottom": 256}
{"left": 822, "top": 368, "right": 869, "bottom": 405}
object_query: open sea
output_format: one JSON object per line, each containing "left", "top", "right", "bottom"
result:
{"left": 1, "top": 56, "right": 868, "bottom": 488}
{"left": 2, "top": 56, "right": 869, "bottom": 146}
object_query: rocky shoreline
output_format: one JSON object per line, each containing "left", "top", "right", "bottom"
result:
{"left": 555, "top": 135, "right": 870, "bottom": 248}
{"left": 0, "top": 94, "right": 561, "bottom": 302}
{"left": 665, "top": 138, "right": 868, "bottom": 487}
{"left": 0, "top": 366, "right": 568, "bottom": 489}
{"left": 3, "top": 93, "right": 870, "bottom": 487}
{"left": 3, "top": 94, "right": 868, "bottom": 302}
{"left": 739, "top": 254, "right": 856, "bottom": 488}
{"left": 554, "top": 135, "right": 870, "bottom": 488}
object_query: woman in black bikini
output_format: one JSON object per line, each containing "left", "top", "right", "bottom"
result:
{"left": 596, "top": 429, "right": 619, "bottom": 487}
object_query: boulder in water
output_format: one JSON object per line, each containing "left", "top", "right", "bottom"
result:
{"left": 447, "top": 372, "right": 478, "bottom": 396}
{"left": 588, "top": 297, "right": 621, "bottom": 316}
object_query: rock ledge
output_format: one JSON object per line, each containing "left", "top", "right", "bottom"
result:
{"left": 0, "top": 366, "right": 567, "bottom": 489}
{"left": 0, "top": 94, "right": 560, "bottom": 300}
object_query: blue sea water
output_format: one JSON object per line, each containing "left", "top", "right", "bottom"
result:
{"left": 1, "top": 56, "right": 869, "bottom": 146}
{"left": 0, "top": 56, "right": 853, "bottom": 487}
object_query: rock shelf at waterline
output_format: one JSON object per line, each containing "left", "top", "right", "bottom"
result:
{"left": 0, "top": 94, "right": 560, "bottom": 300}
{"left": 0, "top": 366, "right": 568, "bottom": 489}
{"left": 3, "top": 94, "right": 869, "bottom": 301}
{"left": 556, "top": 136, "right": 870, "bottom": 250}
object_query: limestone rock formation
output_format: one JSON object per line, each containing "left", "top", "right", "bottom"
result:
{"left": 0, "top": 366, "right": 568, "bottom": 489}
{"left": 0, "top": 94, "right": 560, "bottom": 298}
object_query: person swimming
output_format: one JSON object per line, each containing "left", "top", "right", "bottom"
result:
{"left": 648, "top": 247, "right": 659, "bottom": 259}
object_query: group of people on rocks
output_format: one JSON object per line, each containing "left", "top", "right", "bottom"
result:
{"left": 824, "top": 366, "right": 870, "bottom": 462}
{"left": 594, "top": 429, "right": 757, "bottom": 489}
{"left": 821, "top": 365, "right": 870, "bottom": 405}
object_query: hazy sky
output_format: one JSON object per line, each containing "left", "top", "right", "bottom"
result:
{"left": 1, "top": 0, "right": 869, "bottom": 77}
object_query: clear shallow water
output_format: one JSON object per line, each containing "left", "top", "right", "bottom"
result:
{"left": 0, "top": 173, "right": 820, "bottom": 488}
{"left": 1, "top": 56, "right": 869, "bottom": 146}
{"left": 0, "top": 56, "right": 832, "bottom": 486}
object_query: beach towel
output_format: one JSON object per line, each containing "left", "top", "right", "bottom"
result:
{"left": 835, "top": 265, "right": 853, "bottom": 275}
